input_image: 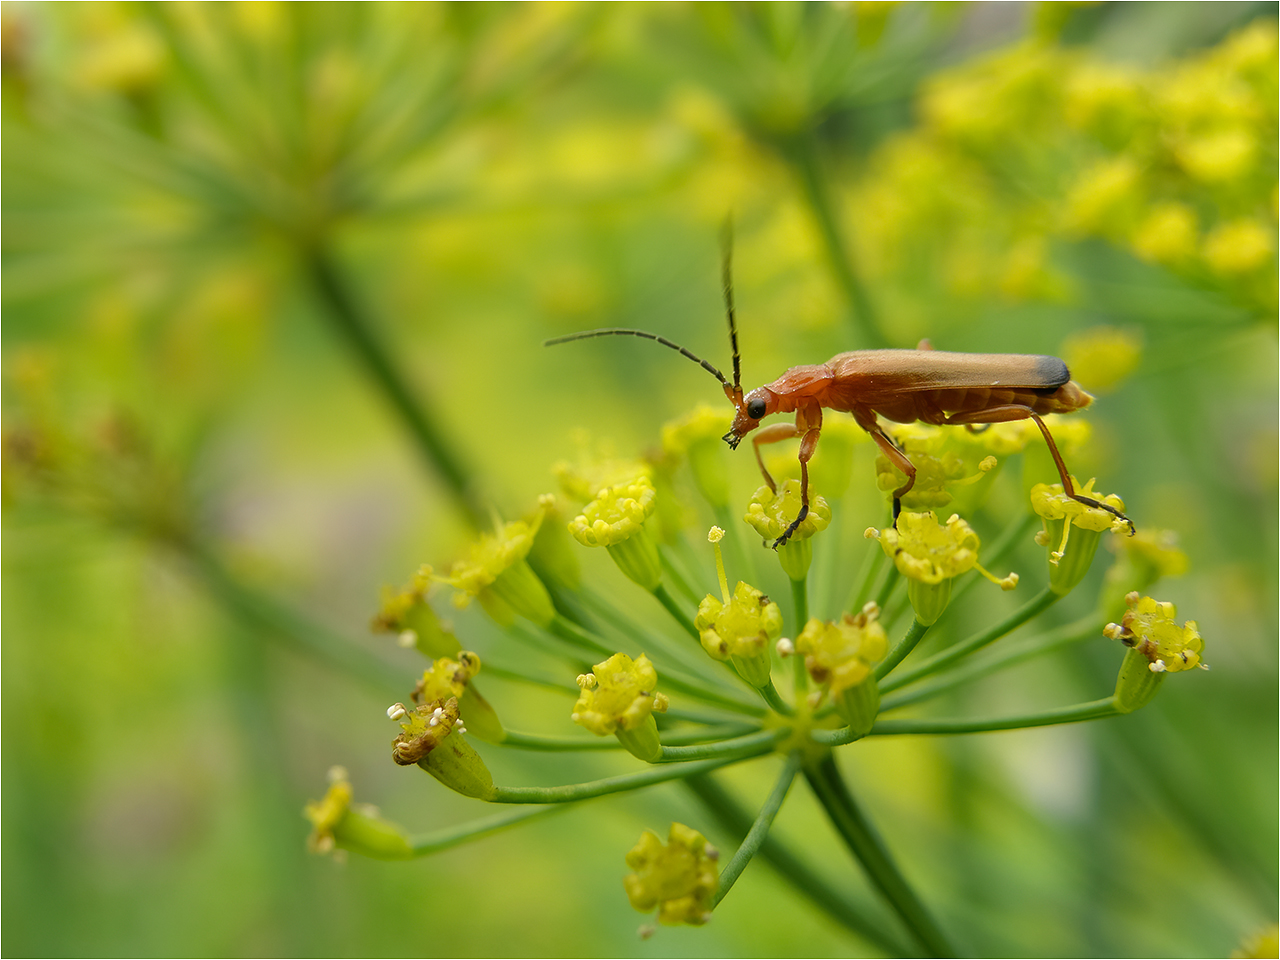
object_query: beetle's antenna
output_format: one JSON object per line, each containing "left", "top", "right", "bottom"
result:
{"left": 544, "top": 328, "right": 729, "bottom": 387}
{"left": 721, "top": 218, "right": 741, "bottom": 396}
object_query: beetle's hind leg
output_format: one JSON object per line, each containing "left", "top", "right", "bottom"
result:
{"left": 940, "top": 405, "right": 1135, "bottom": 534}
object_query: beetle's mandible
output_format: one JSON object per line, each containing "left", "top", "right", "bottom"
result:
{"left": 546, "top": 240, "right": 1134, "bottom": 549}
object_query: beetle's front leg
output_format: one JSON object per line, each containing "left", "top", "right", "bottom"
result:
{"left": 772, "top": 426, "right": 822, "bottom": 549}
{"left": 751, "top": 422, "right": 801, "bottom": 494}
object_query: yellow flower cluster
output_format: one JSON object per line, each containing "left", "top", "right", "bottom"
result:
{"left": 623, "top": 823, "right": 719, "bottom": 927}
{"left": 571, "top": 653, "right": 669, "bottom": 736}
{"left": 567, "top": 476, "right": 657, "bottom": 547}
{"left": 872, "top": 511, "right": 981, "bottom": 584}
{"left": 795, "top": 610, "right": 888, "bottom": 698}
{"left": 442, "top": 517, "right": 542, "bottom": 606}
{"left": 743, "top": 478, "right": 831, "bottom": 542}
{"left": 1104, "top": 593, "right": 1206, "bottom": 674}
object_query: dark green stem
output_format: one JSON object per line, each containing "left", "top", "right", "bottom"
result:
{"left": 875, "top": 618, "right": 930, "bottom": 681}
{"left": 408, "top": 806, "right": 562, "bottom": 856}
{"left": 712, "top": 753, "right": 801, "bottom": 907}
{"left": 879, "top": 587, "right": 1059, "bottom": 693}
{"left": 490, "top": 755, "right": 750, "bottom": 804}
{"left": 653, "top": 583, "right": 700, "bottom": 639}
{"left": 790, "top": 576, "right": 808, "bottom": 633}
{"left": 868, "top": 698, "right": 1119, "bottom": 736}
{"left": 880, "top": 614, "right": 1099, "bottom": 711}
{"left": 848, "top": 542, "right": 887, "bottom": 613}
{"left": 304, "top": 244, "right": 484, "bottom": 527}
{"left": 805, "top": 755, "right": 955, "bottom": 957}
{"left": 547, "top": 614, "right": 615, "bottom": 658}
{"left": 874, "top": 565, "right": 901, "bottom": 611}
{"left": 685, "top": 773, "right": 915, "bottom": 956}
{"left": 659, "top": 727, "right": 786, "bottom": 763}
{"left": 759, "top": 680, "right": 795, "bottom": 717}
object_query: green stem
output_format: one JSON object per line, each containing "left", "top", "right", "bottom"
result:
{"left": 685, "top": 774, "right": 915, "bottom": 956}
{"left": 659, "top": 727, "right": 786, "bottom": 763}
{"left": 805, "top": 755, "right": 954, "bottom": 957}
{"left": 407, "top": 806, "right": 562, "bottom": 856}
{"left": 478, "top": 660, "right": 577, "bottom": 696}
{"left": 547, "top": 615, "right": 615, "bottom": 658}
{"left": 304, "top": 244, "right": 484, "bottom": 527}
{"left": 880, "top": 614, "right": 1099, "bottom": 712}
{"left": 759, "top": 680, "right": 795, "bottom": 717}
{"left": 490, "top": 755, "right": 752, "bottom": 804}
{"left": 660, "top": 550, "right": 702, "bottom": 606}
{"left": 874, "top": 565, "right": 901, "bottom": 611}
{"left": 848, "top": 542, "right": 886, "bottom": 614}
{"left": 789, "top": 134, "right": 885, "bottom": 347}
{"left": 712, "top": 753, "right": 801, "bottom": 908}
{"left": 790, "top": 576, "right": 808, "bottom": 633}
{"left": 653, "top": 583, "right": 699, "bottom": 640}
{"left": 867, "top": 698, "right": 1119, "bottom": 736}
{"left": 500, "top": 731, "right": 623, "bottom": 751}
{"left": 879, "top": 587, "right": 1059, "bottom": 693}
{"left": 875, "top": 619, "right": 929, "bottom": 681}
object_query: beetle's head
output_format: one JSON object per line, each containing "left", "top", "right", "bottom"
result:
{"left": 722, "top": 385, "right": 772, "bottom": 450}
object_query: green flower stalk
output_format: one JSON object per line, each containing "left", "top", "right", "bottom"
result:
{"left": 1106, "top": 592, "right": 1208, "bottom": 713}
{"left": 1031, "top": 478, "right": 1130, "bottom": 595}
{"left": 624, "top": 823, "right": 720, "bottom": 927}
{"left": 868, "top": 511, "right": 1018, "bottom": 626}
{"left": 662, "top": 404, "right": 733, "bottom": 508}
{"left": 413, "top": 652, "right": 504, "bottom": 744}
{"left": 389, "top": 697, "right": 496, "bottom": 799}
{"left": 795, "top": 609, "right": 888, "bottom": 734}
{"left": 370, "top": 567, "right": 463, "bottom": 658}
{"left": 568, "top": 475, "right": 664, "bottom": 592}
{"left": 696, "top": 527, "right": 783, "bottom": 688}
{"left": 743, "top": 478, "right": 831, "bottom": 580}
{"left": 303, "top": 766, "right": 412, "bottom": 861}
{"left": 441, "top": 510, "right": 555, "bottom": 627}
{"left": 572, "top": 653, "right": 670, "bottom": 762}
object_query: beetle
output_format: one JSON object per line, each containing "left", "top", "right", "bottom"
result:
{"left": 547, "top": 249, "right": 1132, "bottom": 549}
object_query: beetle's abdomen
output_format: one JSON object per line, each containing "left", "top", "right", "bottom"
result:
{"left": 875, "top": 381, "right": 1093, "bottom": 424}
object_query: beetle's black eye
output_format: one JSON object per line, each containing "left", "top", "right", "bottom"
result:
{"left": 747, "top": 398, "right": 766, "bottom": 419}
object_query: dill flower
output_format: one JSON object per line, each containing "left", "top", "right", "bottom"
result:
{"left": 869, "top": 511, "right": 1017, "bottom": 626}
{"left": 441, "top": 512, "right": 555, "bottom": 628}
{"left": 389, "top": 697, "right": 495, "bottom": 799}
{"left": 1131, "top": 202, "right": 1199, "bottom": 265}
{"left": 795, "top": 608, "right": 888, "bottom": 735}
{"left": 572, "top": 653, "right": 669, "bottom": 762}
{"left": 1105, "top": 593, "right": 1208, "bottom": 713}
{"left": 1031, "top": 478, "right": 1129, "bottom": 595}
{"left": 371, "top": 566, "right": 462, "bottom": 658}
{"left": 696, "top": 579, "right": 784, "bottom": 689}
{"left": 743, "top": 478, "right": 831, "bottom": 579}
{"left": 568, "top": 475, "right": 664, "bottom": 592}
{"left": 1202, "top": 219, "right": 1273, "bottom": 276}
{"left": 623, "top": 823, "right": 719, "bottom": 927}
{"left": 303, "top": 766, "right": 412, "bottom": 861}
{"left": 413, "top": 652, "right": 504, "bottom": 744}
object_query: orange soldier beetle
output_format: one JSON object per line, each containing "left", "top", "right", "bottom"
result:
{"left": 547, "top": 247, "right": 1133, "bottom": 549}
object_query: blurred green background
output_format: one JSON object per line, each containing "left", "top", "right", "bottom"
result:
{"left": 3, "top": 2, "right": 1276, "bottom": 956}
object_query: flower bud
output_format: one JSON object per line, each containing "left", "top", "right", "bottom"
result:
{"left": 624, "top": 823, "right": 719, "bottom": 926}
{"left": 303, "top": 766, "right": 412, "bottom": 861}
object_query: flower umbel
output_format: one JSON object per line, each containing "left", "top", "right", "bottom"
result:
{"left": 624, "top": 823, "right": 719, "bottom": 927}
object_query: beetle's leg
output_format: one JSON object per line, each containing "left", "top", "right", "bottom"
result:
{"left": 940, "top": 405, "right": 1135, "bottom": 533}
{"left": 964, "top": 424, "right": 992, "bottom": 435}
{"left": 773, "top": 426, "right": 821, "bottom": 549}
{"left": 858, "top": 420, "right": 917, "bottom": 526}
{"left": 751, "top": 423, "right": 801, "bottom": 494}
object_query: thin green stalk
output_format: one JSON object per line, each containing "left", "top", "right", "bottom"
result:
{"left": 491, "top": 755, "right": 751, "bottom": 804}
{"left": 875, "top": 619, "right": 930, "bottom": 681}
{"left": 407, "top": 806, "right": 563, "bottom": 856}
{"left": 759, "top": 680, "right": 795, "bottom": 717}
{"left": 880, "top": 614, "right": 1099, "bottom": 711}
{"left": 848, "top": 540, "right": 886, "bottom": 613}
{"left": 790, "top": 576, "right": 809, "bottom": 634}
{"left": 712, "top": 753, "right": 801, "bottom": 907}
{"left": 304, "top": 244, "right": 484, "bottom": 527}
{"left": 500, "top": 731, "right": 623, "bottom": 751}
{"left": 805, "top": 755, "right": 955, "bottom": 957}
{"left": 478, "top": 659, "right": 578, "bottom": 696}
{"left": 660, "top": 550, "right": 702, "bottom": 606}
{"left": 874, "top": 565, "right": 901, "bottom": 611}
{"left": 547, "top": 615, "right": 616, "bottom": 658}
{"left": 879, "top": 587, "right": 1059, "bottom": 693}
{"left": 685, "top": 773, "right": 915, "bottom": 956}
{"left": 868, "top": 698, "right": 1119, "bottom": 736}
{"left": 659, "top": 727, "right": 786, "bottom": 763}
{"left": 789, "top": 134, "right": 885, "bottom": 347}
{"left": 653, "top": 583, "right": 699, "bottom": 639}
